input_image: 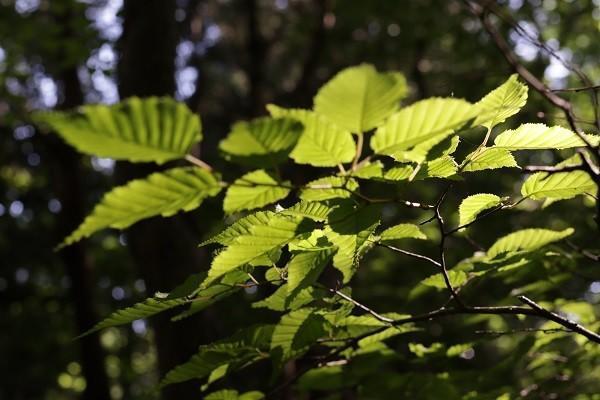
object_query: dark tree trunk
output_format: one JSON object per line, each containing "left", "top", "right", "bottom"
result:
{"left": 117, "top": 1, "right": 210, "bottom": 398}
{"left": 49, "top": 65, "right": 111, "bottom": 400}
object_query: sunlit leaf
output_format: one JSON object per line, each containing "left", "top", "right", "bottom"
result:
{"left": 474, "top": 74, "right": 528, "bottom": 129}
{"left": 223, "top": 169, "right": 290, "bottom": 214}
{"left": 61, "top": 167, "right": 221, "bottom": 248}
{"left": 313, "top": 64, "right": 408, "bottom": 133}
{"left": 36, "top": 97, "right": 201, "bottom": 163}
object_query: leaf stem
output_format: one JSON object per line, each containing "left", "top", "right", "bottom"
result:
{"left": 185, "top": 154, "right": 213, "bottom": 171}
{"left": 352, "top": 132, "right": 364, "bottom": 171}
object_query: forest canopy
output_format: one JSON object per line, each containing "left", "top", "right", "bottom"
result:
{"left": 2, "top": 1, "right": 600, "bottom": 399}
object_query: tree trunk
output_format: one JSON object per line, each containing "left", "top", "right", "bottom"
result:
{"left": 49, "top": 65, "right": 111, "bottom": 400}
{"left": 117, "top": 1, "right": 210, "bottom": 398}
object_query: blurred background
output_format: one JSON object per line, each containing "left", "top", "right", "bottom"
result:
{"left": 1, "top": 0, "right": 599, "bottom": 399}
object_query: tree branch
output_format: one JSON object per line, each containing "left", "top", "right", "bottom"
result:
{"left": 379, "top": 243, "right": 441, "bottom": 267}
{"left": 518, "top": 295, "right": 600, "bottom": 343}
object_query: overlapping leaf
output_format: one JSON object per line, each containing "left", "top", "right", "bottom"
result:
{"left": 267, "top": 105, "right": 355, "bottom": 166}
{"left": 61, "top": 167, "right": 222, "bottom": 248}
{"left": 205, "top": 214, "right": 314, "bottom": 284}
{"left": 325, "top": 204, "right": 381, "bottom": 282}
{"left": 458, "top": 194, "right": 503, "bottom": 227}
{"left": 313, "top": 64, "right": 408, "bottom": 133}
{"left": 462, "top": 147, "right": 519, "bottom": 172}
{"left": 379, "top": 224, "right": 426, "bottom": 241}
{"left": 271, "top": 308, "right": 326, "bottom": 361}
{"left": 287, "top": 250, "right": 334, "bottom": 293}
{"left": 488, "top": 227, "right": 574, "bottom": 258}
{"left": 36, "top": 97, "right": 201, "bottom": 163}
{"left": 219, "top": 117, "right": 302, "bottom": 166}
{"left": 200, "top": 211, "right": 275, "bottom": 247}
{"left": 370, "top": 98, "right": 474, "bottom": 161}
{"left": 522, "top": 171, "right": 596, "bottom": 201}
{"left": 78, "top": 297, "right": 187, "bottom": 338}
{"left": 223, "top": 170, "right": 290, "bottom": 214}
{"left": 493, "top": 123, "right": 600, "bottom": 150}
{"left": 281, "top": 202, "right": 335, "bottom": 222}
{"left": 474, "top": 74, "right": 528, "bottom": 129}
{"left": 300, "top": 176, "right": 358, "bottom": 201}
{"left": 161, "top": 325, "right": 273, "bottom": 387}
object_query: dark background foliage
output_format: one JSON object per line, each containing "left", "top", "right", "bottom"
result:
{"left": 1, "top": 0, "right": 599, "bottom": 399}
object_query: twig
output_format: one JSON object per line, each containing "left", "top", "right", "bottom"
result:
{"left": 352, "top": 133, "right": 364, "bottom": 171}
{"left": 327, "top": 288, "right": 394, "bottom": 324}
{"left": 434, "top": 185, "right": 466, "bottom": 308}
{"left": 518, "top": 295, "right": 600, "bottom": 343}
{"left": 552, "top": 85, "right": 600, "bottom": 93}
{"left": 185, "top": 154, "right": 213, "bottom": 171}
{"left": 470, "top": 2, "right": 596, "bottom": 151}
{"left": 522, "top": 164, "right": 583, "bottom": 173}
{"left": 379, "top": 243, "right": 441, "bottom": 267}
{"left": 475, "top": 327, "right": 571, "bottom": 336}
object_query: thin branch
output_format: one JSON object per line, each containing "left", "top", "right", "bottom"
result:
{"left": 185, "top": 154, "right": 213, "bottom": 171}
{"left": 475, "top": 328, "right": 571, "bottom": 336}
{"left": 565, "top": 240, "right": 600, "bottom": 262}
{"left": 445, "top": 204, "right": 506, "bottom": 235}
{"left": 268, "top": 297, "right": 600, "bottom": 396}
{"left": 469, "top": 2, "right": 597, "bottom": 151}
{"left": 327, "top": 288, "right": 394, "bottom": 324}
{"left": 434, "top": 185, "right": 466, "bottom": 308}
{"left": 552, "top": 84, "right": 600, "bottom": 93}
{"left": 379, "top": 243, "right": 441, "bottom": 267}
{"left": 522, "top": 164, "right": 583, "bottom": 173}
{"left": 518, "top": 295, "right": 600, "bottom": 343}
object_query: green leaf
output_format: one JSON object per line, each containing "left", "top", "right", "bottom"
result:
{"left": 474, "top": 74, "right": 528, "bottom": 129}
{"left": 380, "top": 224, "right": 426, "bottom": 241}
{"left": 458, "top": 194, "right": 503, "bottom": 227}
{"left": 200, "top": 211, "right": 275, "bottom": 247}
{"left": 267, "top": 105, "right": 355, "bottom": 166}
{"left": 326, "top": 204, "right": 381, "bottom": 283}
{"left": 488, "top": 228, "right": 574, "bottom": 258}
{"left": 313, "top": 64, "right": 408, "bottom": 133}
{"left": 271, "top": 308, "right": 326, "bottom": 361}
{"left": 288, "top": 229, "right": 335, "bottom": 252}
{"left": 370, "top": 98, "right": 474, "bottom": 161}
{"left": 352, "top": 161, "right": 386, "bottom": 180}
{"left": 420, "top": 270, "right": 468, "bottom": 290}
{"left": 161, "top": 325, "right": 273, "bottom": 387}
{"left": 521, "top": 171, "right": 596, "bottom": 201}
{"left": 414, "top": 156, "right": 458, "bottom": 180}
{"left": 223, "top": 170, "right": 290, "bottom": 214}
{"left": 35, "top": 97, "right": 201, "bottom": 164}
{"left": 205, "top": 390, "right": 264, "bottom": 400}
{"left": 300, "top": 176, "right": 359, "bottom": 201}
{"left": 61, "top": 167, "right": 221, "bottom": 248}
{"left": 219, "top": 117, "right": 302, "bottom": 166}
{"left": 281, "top": 201, "right": 335, "bottom": 221}
{"left": 493, "top": 123, "right": 600, "bottom": 150}
{"left": 357, "top": 325, "right": 418, "bottom": 348}
{"left": 252, "top": 284, "right": 319, "bottom": 311}
{"left": 205, "top": 214, "right": 314, "bottom": 284}
{"left": 462, "top": 147, "right": 519, "bottom": 172}
{"left": 287, "top": 250, "right": 334, "bottom": 293}
{"left": 78, "top": 297, "right": 187, "bottom": 338}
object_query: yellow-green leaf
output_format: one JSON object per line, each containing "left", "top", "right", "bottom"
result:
{"left": 474, "top": 74, "right": 528, "bottom": 129}
{"left": 267, "top": 105, "right": 355, "bottom": 166}
{"left": 458, "top": 193, "right": 503, "bottom": 227}
{"left": 223, "top": 170, "right": 290, "bottom": 214}
{"left": 36, "top": 97, "right": 201, "bottom": 164}
{"left": 313, "top": 64, "right": 408, "bottom": 133}
{"left": 370, "top": 98, "right": 474, "bottom": 161}
{"left": 61, "top": 167, "right": 221, "bottom": 248}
